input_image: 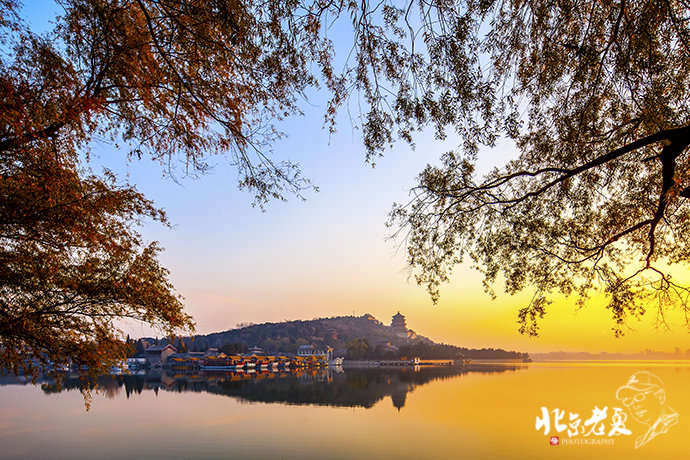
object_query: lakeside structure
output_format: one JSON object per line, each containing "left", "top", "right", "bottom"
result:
{"left": 342, "top": 358, "right": 459, "bottom": 368}
{"left": 128, "top": 311, "right": 465, "bottom": 372}
{"left": 132, "top": 344, "right": 344, "bottom": 372}
{"left": 298, "top": 344, "right": 334, "bottom": 361}
{"left": 143, "top": 344, "right": 177, "bottom": 367}
{"left": 114, "top": 311, "right": 527, "bottom": 373}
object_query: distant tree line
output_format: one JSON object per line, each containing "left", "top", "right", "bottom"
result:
{"left": 220, "top": 342, "right": 248, "bottom": 356}
{"left": 344, "top": 338, "right": 528, "bottom": 361}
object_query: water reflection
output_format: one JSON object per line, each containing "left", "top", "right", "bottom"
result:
{"left": 3, "top": 363, "right": 688, "bottom": 459}
{"left": 3, "top": 364, "right": 527, "bottom": 410}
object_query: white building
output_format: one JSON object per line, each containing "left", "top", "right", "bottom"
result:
{"left": 297, "top": 344, "right": 333, "bottom": 362}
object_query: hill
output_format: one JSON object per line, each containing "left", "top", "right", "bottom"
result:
{"left": 140, "top": 313, "right": 529, "bottom": 360}
{"left": 192, "top": 313, "right": 428, "bottom": 355}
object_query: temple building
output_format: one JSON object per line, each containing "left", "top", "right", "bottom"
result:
{"left": 391, "top": 312, "right": 417, "bottom": 340}
{"left": 144, "top": 344, "right": 177, "bottom": 367}
{"left": 391, "top": 312, "right": 407, "bottom": 334}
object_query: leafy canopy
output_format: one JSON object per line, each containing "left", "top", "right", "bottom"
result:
{"left": 0, "top": 0, "right": 338, "bottom": 374}
{"left": 373, "top": 0, "right": 690, "bottom": 336}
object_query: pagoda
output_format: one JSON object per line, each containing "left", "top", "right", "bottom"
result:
{"left": 391, "top": 311, "right": 407, "bottom": 334}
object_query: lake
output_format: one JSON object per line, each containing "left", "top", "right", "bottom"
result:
{"left": 0, "top": 362, "right": 688, "bottom": 459}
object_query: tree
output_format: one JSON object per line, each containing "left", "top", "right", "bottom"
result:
{"left": 372, "top": 0, "right": 690, "bottom": 336}
{"left": 0, "top": 0, "right": 341, "bottom": 375}
{"left": 345, "top": 337, "right": 370, "bottom": 359}
{"left": 220, "top": 341, "right": 247, "bottom": 356}
{"left": 0, "top": 135, "right": 194, "bottom": 374}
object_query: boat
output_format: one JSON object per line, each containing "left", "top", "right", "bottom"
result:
{"left": 201, "top": 356, "right": 248, "bottom": 371}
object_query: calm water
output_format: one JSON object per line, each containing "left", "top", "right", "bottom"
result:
{"left": 1, "top": 362, "right": 688, "bottom": 459}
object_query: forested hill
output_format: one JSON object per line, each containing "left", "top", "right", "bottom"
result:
{"left": 192, "top": 314, "right": 424, "bottom": 354}
{"left": 151, "top": 314, "right": 529, "bottom": 361}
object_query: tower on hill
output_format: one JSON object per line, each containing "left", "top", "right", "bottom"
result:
{"left": 391, "top": 311, "right": 407, "bottom": 333}
{"left": 391, "top": 311, "right": 417, "bottom": 340}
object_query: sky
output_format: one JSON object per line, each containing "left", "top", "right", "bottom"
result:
{"left": 18, "top": 1, "right": 690, "bottom": 354}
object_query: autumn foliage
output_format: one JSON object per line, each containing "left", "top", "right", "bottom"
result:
{"left": 0, "top": 0, "right": 338, "bottom": 374}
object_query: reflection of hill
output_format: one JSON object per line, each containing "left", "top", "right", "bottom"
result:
{"left": 203, "top": 369, "right": 430, "bottom": 408}
{"left": 19, "top": 365, "right": 526, "bottom": 409}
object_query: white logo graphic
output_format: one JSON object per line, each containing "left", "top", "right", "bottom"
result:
{"left": 535, "top": 370, "right": 679, "bottom": 448}
{"left": 615, "top": 371, "right": 679, "bottom": 448}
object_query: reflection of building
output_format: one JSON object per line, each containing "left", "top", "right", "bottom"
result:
{"left": 391, "top": 312, "right": 417, "bottom": 340}
{"left": 127, "top": 354, "right": 147, "bottom": 369}
{"left": 391, "top": 388, "right": 407, "bottom": 411}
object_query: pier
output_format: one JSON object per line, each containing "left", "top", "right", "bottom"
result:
{"left": 344, "top": 358, "right": 456, "bottom": 368}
